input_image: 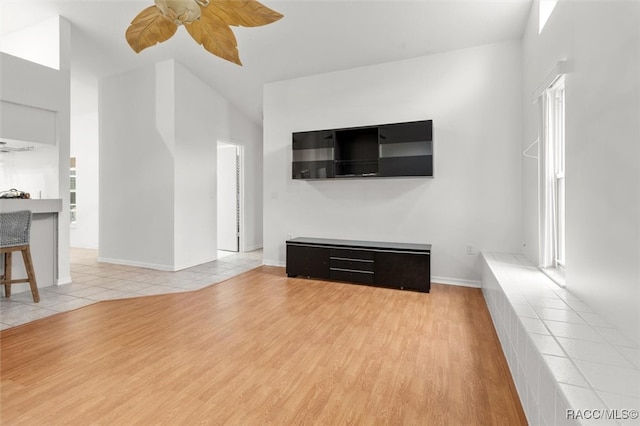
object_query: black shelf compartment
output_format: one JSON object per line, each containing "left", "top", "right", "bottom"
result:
{"left": 334, "top": 160, "right": 379, "bottom": 177}
{"left": 334, "top": 126, "right": 379, "bottom": 176}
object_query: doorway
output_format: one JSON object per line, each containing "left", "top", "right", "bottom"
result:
{"left": 217, "top": 141, "right": 241, "bottom": 253}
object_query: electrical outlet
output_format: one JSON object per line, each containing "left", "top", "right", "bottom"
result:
{"left": 466, "top": 244, "right": 475, "bottom": 255}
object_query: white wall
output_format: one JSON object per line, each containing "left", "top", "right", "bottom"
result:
{"left": 521, "top": 1, "right": 640, "bottom": 343}
{"left": 227, "top": 97, "right": 264, "bottom": 253}
{"left": 69, "top": 111, "right": 99, "bottom": 249}
{"left": 0, "top": 16, "right": 60, "bottom": 70}
{"left": 100, "top": 60, "right": 263, "bottom": 271}
{"left": 173, "top": 62, "right": 218, "bottom": 269}
{"left": 263, "top": 41, "right": 523, "bottom": 285}
{"left": 99, "top": 62, "right": 176, "bottom": 269}
{"left": 173, "top": 61, "right": 263, "bottom": 259}
{"left": 69, "top": 70, "right": 100, "bottom": 249}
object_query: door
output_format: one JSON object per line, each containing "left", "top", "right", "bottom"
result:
{"left": 217, "top": 142, "right": 239, "bottom": 252}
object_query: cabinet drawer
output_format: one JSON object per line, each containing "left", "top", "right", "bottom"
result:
{"left": 330, "top": 258, "right": 374, "bottom": 272}
{"left": 330, "top": 269, "right": 375, "bottom": 285}
{"left": 329, "top": 248, "right": 374, "bottom": 261}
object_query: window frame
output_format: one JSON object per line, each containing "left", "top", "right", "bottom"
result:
{"left": 540, "top": 76, "right": 566, "bottom": 285}
{"left": 552, "top": 82, "right": 565, "bottom": 269}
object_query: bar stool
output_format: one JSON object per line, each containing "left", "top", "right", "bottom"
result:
{"left": 0, "top": 210, "right": 40, "bottom": 303}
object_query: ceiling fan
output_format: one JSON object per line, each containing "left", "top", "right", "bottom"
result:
{"left": 126, "top": 0, "right": 283, "bottom": 65}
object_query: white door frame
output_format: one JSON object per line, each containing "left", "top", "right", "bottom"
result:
{"left": 217, "top": 140, "right": 245, "bottom": 252}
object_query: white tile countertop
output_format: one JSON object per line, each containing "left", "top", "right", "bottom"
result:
{"left": 482, "top": 252, "right": 640, "bottom": 426}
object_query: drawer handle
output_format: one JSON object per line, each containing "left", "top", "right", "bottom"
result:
{"left": 330, "top": 257, "right": 373, "bottom": 262}
{"left": 330, "top": 267, "right": 374, "bottom": 274}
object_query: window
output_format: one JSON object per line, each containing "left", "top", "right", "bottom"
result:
{"left": 539, "top": 76, "right": 565, "bottom": 284}
{"left": 539, "top": 0, "right": 558, "bottom": 34}
{"left": 70, "top": 157, "right": 77, "bottom": 224}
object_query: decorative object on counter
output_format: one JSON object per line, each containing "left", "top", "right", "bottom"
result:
{"left": 0, "top": 210, "right": 40, "bottom": 303}
{"left": 0, "top": 189, "right": 31, "bottom": 199}
{"left": 125, "top": 0, "right": 283, "bottom": 65}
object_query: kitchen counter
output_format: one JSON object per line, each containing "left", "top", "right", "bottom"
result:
{"left": 0, "top": 198, "right": 62, "bottom": 214}
{"left": 1, "top": 198, "right": 62, "bottom": 293}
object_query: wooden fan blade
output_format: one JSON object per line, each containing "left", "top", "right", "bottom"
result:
{"left": 126, "top": 6, "right": 178, "bottom": 53}
{"left": 185, "top": 15, "right": 242, "bottom": 65}
{"left": 205, "top": 0, "right": 283, "bottom": 28}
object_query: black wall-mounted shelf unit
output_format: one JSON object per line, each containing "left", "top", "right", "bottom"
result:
{"left": 292, "top": 119, "right": 433, "bottom": 179}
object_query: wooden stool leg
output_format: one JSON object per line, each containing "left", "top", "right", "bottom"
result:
{"left": 4, "top": 252, "right": 12, "bottom": 298}
{"left": 22, "top": 247, "right": 40, "bottom": 303}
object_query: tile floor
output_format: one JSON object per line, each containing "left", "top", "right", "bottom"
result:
{"left": 0, "top": 248, "right": 263, "bottom": 330}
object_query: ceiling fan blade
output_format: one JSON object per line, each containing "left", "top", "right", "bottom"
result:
{"left": 205, "top": 0, "right": 283, "bottom": 28}
{"left": 126, "top": 6, "right": 178, "bottom": 53}
{"left": 185, "top": 14, "right": 242, "bottom": 65}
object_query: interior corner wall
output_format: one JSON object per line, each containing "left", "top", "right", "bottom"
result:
{"left": 521, "top": 1, "right": 640, "bottom": 342}
{"left": 263, "top": 40, "right": 523, "bottom": 284}
{"left": 99, "top": 59, "right": 263, "bottom": 270}
{"left": 173, "top": 62, "right": 218, "bottom": 269}
{"left": 172, "top": 62, "right": 263, "bottom": 261}
{"left": 99, "top": 63, "right": 175, "bottom": 269}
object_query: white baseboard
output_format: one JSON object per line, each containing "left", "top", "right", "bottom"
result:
{"left": 174, "top": 256, "right": 219, "bottom": 271}
{"left": 98, "top": 257, "right": 177, "bottom": 272}
{"left": 242, "top": 243, "right": 263, "bottom": 252}
{"left": 57, "top": 276, "right": 72, "bottom": 285}
{"left": 431, "top": 276, "right": 481, "bottom": 288}
{"left": 263, "top": 259, "right": 286, "bottom": 267}
{"left": 69, "top": 244, "right": 98, "bottom": 250}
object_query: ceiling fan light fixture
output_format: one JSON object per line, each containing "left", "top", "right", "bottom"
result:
{"left": 155, "top": 0, "right": 201, "bottom": 25}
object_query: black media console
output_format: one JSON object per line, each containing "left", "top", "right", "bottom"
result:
{"left": 286, "top": 237, "right": 431, "bottom": 293}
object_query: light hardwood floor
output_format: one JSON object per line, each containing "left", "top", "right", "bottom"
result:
{"left": 1, "top": 266, "right": 526, "bottom": 425}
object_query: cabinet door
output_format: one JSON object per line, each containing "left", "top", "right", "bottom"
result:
{"left": 374, "top": 251, "right": 430, "bottom": 292}
{"left": 379, "top": 120, "right": 432, "bottom": 143}
{"left": 286, "top": 244, "right": 330, "bottom": 279}
{"left": 292, "top": 130, "right": 335, "bottom": 179}
{"left": 379, "top": 120, "right": 433, "bottom": 177}
{"left": 292, "top": 130, "right": 334, "bottom": 150}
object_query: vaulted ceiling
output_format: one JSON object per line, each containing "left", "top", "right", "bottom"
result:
{"left": 1, "top": 0, "right": 532, "bottom": 124}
